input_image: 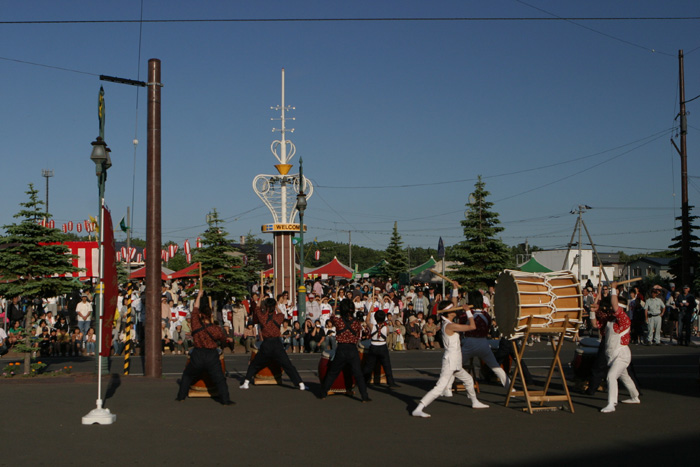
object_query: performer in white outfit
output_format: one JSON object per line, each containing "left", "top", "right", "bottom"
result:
{"left": 413, "top": 282, "right": 489, "bottom": 418}
{"left": 446, "top": 291, "right": 509, "bottom": 391}
{"left": 600, "top": 284, "right": 640, "bottom": 413}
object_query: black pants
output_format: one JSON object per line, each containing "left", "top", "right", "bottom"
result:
{"left": 321, "top": 343, "right": 368, "bottom": 398}
{"left": 362, "top": 344, "right": 396, "bottom": 385}
{"left": 177, "top": 348, "right": 230, "bottom": 403}
{"left": 244, "top": 338, "right": 303, "bottom": 386}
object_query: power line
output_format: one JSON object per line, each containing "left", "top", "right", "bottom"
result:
{"left": 0, "top": 56, "right": 98, "bottom": 76}
{"left": 514, "top": 0, "right": 676, "bottom": 56}
{"left": 2, "top": 16, "right": 699, "bottom": 25}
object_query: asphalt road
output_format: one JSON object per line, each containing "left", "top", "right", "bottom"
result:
{"left": 1, "top": 339, "right": 698, "bottom": 466}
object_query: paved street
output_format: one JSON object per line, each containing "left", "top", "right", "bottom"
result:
{"left": 1, "top": 340, "right": 698, "bottom": 466}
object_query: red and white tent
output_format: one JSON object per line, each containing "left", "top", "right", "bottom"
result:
{"left": 307, "top": 257, "right": 353, "bottom": 279}
{"left": 61, "top": 241, "right": 99, "bottom": 278}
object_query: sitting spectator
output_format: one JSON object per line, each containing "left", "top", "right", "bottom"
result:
{"left": 84, "top": 327, "right": 97, "bottom": 356}
{"left": 280, "top": 319, "right": 292, "bottom": 351}
{"left": 422, "top": 316, "right": 438, "bottom": 350}
{"left": 243, "top": 322, "right": 257, "bottom": 353}
{"left": 70, "top": 328, "right": 83, "bottom": 356}
{"left": 406, "top": 316, "right": 422, "bottom": 350}
{"left": 161, "top": 321, "right": 173, "bottom": 354}
{"left": 181, "top": 317, "right": 193, "bottom": 349}
{"left": 308, "top": 320, "right": 326, "bottom": 353}
{"left": 39, "top": 328, "right": 51, "bottom": 357}
{"left": 302, "top": 318, "right": 314, "bottom": 352}
{"left": 49, "top": 329, "right": 59, "bottom": 356}
{"left": 291, "top": 321, "right": 304, "bottom": 353}
{"left": 57, "top": 328, "right": 70, "bottom": 356}
{"left": 172, "top": 324, "right": 189, "bottom": 355}
{"left": 113, "top": 330, "right": 126, "bottom": 356}
{"left": 55, "top": 315, "right": 69, "bottom": 333}
{"left": 323, "top": 320, "right": 336, "bottom": 352}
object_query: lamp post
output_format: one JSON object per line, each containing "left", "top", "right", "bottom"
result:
{"left": 90, "top": 136, "right": 111, "bottom": 377}
{"left": 82, "top": 135, "right": 115, "bottom": 425}
{"left": 296, "top": 158, "right": 308, "bottom": 325}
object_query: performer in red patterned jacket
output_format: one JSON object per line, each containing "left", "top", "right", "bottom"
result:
{"left": 319, "top": 299, "right": 371, "bottom": 402}
{"left": 240, "top": 297, "right": 306, "bottom": 391}
{"left": 599, "top": 283, "right": 640, "bottom": 413}
{"left": 176, "top": 286, "right": 233, "bottom": 405}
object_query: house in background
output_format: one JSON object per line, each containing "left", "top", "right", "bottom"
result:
{"left": 623, "top": 257, "right": 674, "bottom": 281}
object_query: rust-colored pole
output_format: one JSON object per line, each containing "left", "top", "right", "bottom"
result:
{"left": 145, "top": 59, "right": 162, "bottom": 377}
{"left": 678, "top": 50, "right": 690, "bottom": 286}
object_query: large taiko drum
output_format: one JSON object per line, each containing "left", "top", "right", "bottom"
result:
{"left": 494, "top": 270, "right": 583, "bottom": 339}
{"left": 187, "top": 353, "right": 226, "bottom": 398}
{"left": 318, "top": 352, "right": 355, "bottom": 395}
{"left": 250, "top": 348, "right": 284, "bottom": 385}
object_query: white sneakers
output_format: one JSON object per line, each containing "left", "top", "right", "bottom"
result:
{"left": 239, "top": 380, "right": 250, "bottom": 389}
{"left": 299, "top": 382, "right": 306, "bottom": 391}
{"left": 621, "top": 397, "right": 641, "bottom": 404}
{"left": 471, "top": 400, "right": 489, "bottom": 409}
{"left": 442, "top": 389, "right": 453, "bottom": 398}
{"left": 412, "top": 403, "right": 431, "bottom": 418}
{"left": 600, "top": 405, "right": 616, "bottom": 413}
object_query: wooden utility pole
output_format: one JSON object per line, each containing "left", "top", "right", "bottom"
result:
{"left": 145, "top": 59, "right": 162, "bottom": 378}
{"left": 671, "top": 50, "right": 690, "bottom": 286}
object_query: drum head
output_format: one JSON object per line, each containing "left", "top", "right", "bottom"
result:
{"left": 494, "top": 271, "right": 519, "bottom": 338}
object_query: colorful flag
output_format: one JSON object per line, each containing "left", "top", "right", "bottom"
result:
{"left": 119, "top": 217, "right": 129, "bottom": 233}
{"left": 100, "top": 205, "right": 118, "bottom": 357}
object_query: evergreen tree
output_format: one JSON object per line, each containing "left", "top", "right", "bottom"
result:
{"left": 450, "top": 176, "right": 509, "bottom": 291}
{"left": 383, "top": 221, "right": 408, "bottom": 281}
{"left": 192, "top": 209, "right": 247, "bottom": 304}
{"left": 0, "top": 184, "right": 80, "bottom": 373}
{"left": 667, "top": 206, "right": 700, "bottom": 287}
{"left": 240, "top": 232, "right": 265, "bottom": 288}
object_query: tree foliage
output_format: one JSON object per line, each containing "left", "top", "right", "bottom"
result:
{"left": 383, "top": 221, "right": 408, "bottom": 280}
{"left": 0, "top": 184, "right": 80, "bottom": 298}
{"left": 192, "top": 209, "right": 247, "bottom": 303}
{"left": 240, "top": 232, "right": 266, "bottom": 286}
{"left": 449, "top": 176, "right": 509, "bottom": 291}
{"left": 667, "top": 207, "right": 700, "bottom": 287}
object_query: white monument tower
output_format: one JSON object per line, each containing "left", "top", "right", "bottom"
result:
{"left": 253, "top": 68, "right": 313, "bottom": 304}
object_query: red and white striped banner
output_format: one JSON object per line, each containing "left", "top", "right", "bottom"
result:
{"left": 121, "top": 247, "right": 128, "bottom": 259}
{"left": 76, "top": 223, "right": 82, "bottom": 233}
{"left": 67, "top": 221, "right": 74, "bottom": 232}
{"left": 48, "top": 220, "right": 55, "bottom": 229}
{"left": 84, "top": 220, "right": 91, "bottom": 232}
{"left": 196, "top": 237, "right": 202, "bottom": 249}
{"left": 62, "top": 223, "right": 68, "bottom": 233}
{"left": 186, "top": 253, "right": 192, "bottom": 264}
{"left": 60, "top": 241, "right": 99, "bottom": 278}
{"left": 116, "top": 251, "right": 122, "bottom": 262}
{"left": 129, "top": 247, "right": 137, "bottom": 261}
{"left": 168, "top": 244, "right": 178, "bottom": 257}
{"left": 136, "top": 253, "right": 143, "bottom": 263}
{"left": 143, "top": 248, "right": 146, "bottom": 260}
{"left": 314, "top": 250, "right": 320, "bottom": 260}
{"left": 184, "top": 239, "right": 191, "bottom": 255}
{"left": 267, "top": 254, "right": 273, "bottom": 265}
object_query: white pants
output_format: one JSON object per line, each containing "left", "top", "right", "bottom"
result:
{"left": 606, "top": 346, "right": 638, "bottom": 406}
{"left": 446, "top": 338, "right": 509, "bottom": 388}
{"left": 420, "top": 353, "right": 476, "bottom": 407}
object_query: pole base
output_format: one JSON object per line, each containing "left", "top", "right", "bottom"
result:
{"left": 82, "top": 404, "right": 116, "bottom": 425}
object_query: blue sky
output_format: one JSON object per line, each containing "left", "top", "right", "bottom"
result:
{"left": 1, "top": 1, "right": 699, "bottom": 260}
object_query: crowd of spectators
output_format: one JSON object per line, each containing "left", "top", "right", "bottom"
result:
{"left": 0, "top": 275, "right": 697, "bottom": 360}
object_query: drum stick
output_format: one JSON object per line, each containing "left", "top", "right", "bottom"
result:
{"left": 428, "top": 269, "right": 452, "bottom": 283}
{"left": 614, "top": 277, "right": 642, "bottom": 287}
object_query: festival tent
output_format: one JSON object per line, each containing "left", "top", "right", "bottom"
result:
{"left": 410, "top": 257, "right": 437, "bottom": 277}
{"left": 307, "top": 257, "right": 353, "bottom": 278}
{"left": 518, "top": 257, "right": 552, "bottom": 273}
{"left": 357, "top": 260, "right": 388, "bottom": 278}
{"left": 170, "top": 262, "right": 201, "bottom": 279}
{"left": 129, "top": 266, "right": 175, "bottom": 281}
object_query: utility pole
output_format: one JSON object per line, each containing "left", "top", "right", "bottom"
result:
{"left": 145, "top": 59, "right": 163, "bottom": 378}
{"left": 671, "top": 49, "right": 691, "bottom": 286}
{"left": 563, "top": 205, "right": 608, "bottom": 285}
{"left": 41, "top": 169, "right": 54, "bottom": 217}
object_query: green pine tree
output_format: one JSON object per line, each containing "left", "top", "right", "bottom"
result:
{"left": 450, "top": 176, "right": 509, "bottom": 291}
{"left": 383, "top": 221, "right": 408, "bottom": 281}
{"left": 667, "top": 206, "right": 700, "bottom": 288}
{"left": 0, "top": 184, "right": 80, "bottom": 374}
{"left": 239, "top": 232, "right": 265, "bottom": 288}
{"left": 192, "top": 209, "right": 248, "bottom": 304}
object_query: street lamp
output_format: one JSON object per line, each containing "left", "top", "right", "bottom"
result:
{"left": 296, "top": 158, "right": 308, "bottom": 325}
{"left": 82, "top": 134, "right": 115, "bottom": 425}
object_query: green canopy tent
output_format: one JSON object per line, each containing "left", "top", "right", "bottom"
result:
{"left": 410, "top": 256, "right": 437, "bottom": 277}
{"left": 518, "top": 257, "right": 552, "bottom": 273}
{"left": 357, "top": 260, "right": 388, "bottom": 278}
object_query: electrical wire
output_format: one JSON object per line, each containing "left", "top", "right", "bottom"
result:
{"left": 514, "top": 0, "right": 676, "bottom": 57}
{"left": 0, "top": 56, "right": 98, "bottom": 76}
